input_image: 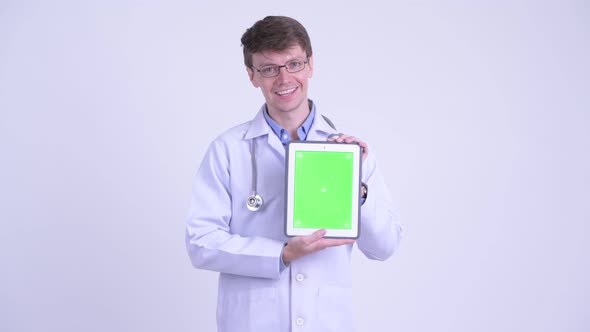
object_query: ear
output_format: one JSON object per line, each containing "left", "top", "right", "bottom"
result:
{"left": 307, "top": 56, "right": 314, "bottom": 79}
{"left": 247, "top": 67, "right": 260, "bottom": 88}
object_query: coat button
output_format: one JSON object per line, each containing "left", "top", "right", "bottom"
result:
{"left": 296, "top": 317, "right": 304, "bottom": 326}
{"left": 296, "top": 273, "right": 305, "bottom": 282}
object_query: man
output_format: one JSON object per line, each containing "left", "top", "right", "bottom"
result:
{"left": 185, "top": 16, "right": 402, "bottom": 332}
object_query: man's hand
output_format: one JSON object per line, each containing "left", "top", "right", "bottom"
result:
{"left": 282, "top": 229, "right": 355, "bottom": 264}
{"left": 327, "top": 134, "right": 368, "bottom": 161}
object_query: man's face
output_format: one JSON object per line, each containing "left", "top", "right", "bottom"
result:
{"left": 248, "top": 45, "right": 313, "bottom": 117}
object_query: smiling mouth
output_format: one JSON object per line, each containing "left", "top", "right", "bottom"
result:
{"left": 275, "top": 87, "right": 297, "bottom": 96}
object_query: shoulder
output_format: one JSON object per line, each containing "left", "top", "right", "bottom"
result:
{"left": 213, "top": 120, "right": 251, "bottom": 145}
{"left": 198, "top": 120, "right": 253, "bottom": 170}
{"left": 212, "top": 106, "right": 268, "bottom": 144}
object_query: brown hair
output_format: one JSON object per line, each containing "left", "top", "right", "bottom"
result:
{"left": 240, "top": 16, "right": 313, "bottom": 68}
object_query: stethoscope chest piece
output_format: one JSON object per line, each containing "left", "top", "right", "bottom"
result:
{"left": 246, "top": 194, "right": 263, "bottom": 211}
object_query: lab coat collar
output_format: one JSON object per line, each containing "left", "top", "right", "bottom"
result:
{"left": 308, "top": 101, "right": 338, "bottom": 140}
{"left": 243, "top": 100, "right": 337, "bottom": 142}
{"left": 243, "top": 104, "right": 270, "bottom": 140}
{"left": 243, "top": 104, "right": 285, "bottom": 158}
{"left": 309, "top": 117, "right": 336, "bottom": 140}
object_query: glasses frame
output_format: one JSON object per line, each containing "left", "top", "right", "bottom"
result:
{"left": 251, "top": 58, "right": 309, "bottom": 78}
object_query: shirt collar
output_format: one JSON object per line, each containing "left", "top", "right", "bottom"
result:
{"left": 262, "top": 100, "right": 316, "bottom": 144}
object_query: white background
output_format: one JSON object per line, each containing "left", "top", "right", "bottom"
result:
{"left": 1, "top": 1, "right": 588, "bottom": 331}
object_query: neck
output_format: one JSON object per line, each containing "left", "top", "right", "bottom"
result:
{"left": 267, "top": 101, "right": 311, "bottom": 137}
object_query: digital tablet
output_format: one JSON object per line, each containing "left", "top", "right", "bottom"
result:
{"left": 285, "top": 141, "right": 362, "bottom": 239}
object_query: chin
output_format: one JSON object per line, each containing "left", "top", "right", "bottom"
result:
{"left": 277, "top": 98, "right": 306, "bottom": 112}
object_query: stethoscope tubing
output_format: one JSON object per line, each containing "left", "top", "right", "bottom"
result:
{"left": 247, "top": 138, "right": 263, "bottom": 211}
{"left": 246, "top": 123, "right": 342, "bottom": 211}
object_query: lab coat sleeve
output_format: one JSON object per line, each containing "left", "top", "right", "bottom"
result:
{"left": 356, "top": 152, "right": 403, "bottom": 260}
{"left": 185, "top": 140, "right": 285, "bottom": 279}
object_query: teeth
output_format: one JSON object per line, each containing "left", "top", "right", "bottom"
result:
{"left": 277, "top": 87, "right": 296, "bottom": 95}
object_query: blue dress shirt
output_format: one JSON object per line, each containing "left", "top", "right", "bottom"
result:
{"left": 262, "top": 103, "right": 316, "bottom": 145}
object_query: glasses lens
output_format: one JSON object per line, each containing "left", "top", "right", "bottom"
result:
{"left": 257, "top": 60, "right": 307, "bottom": 77}
{"left": 286, "top": 60, "right": 305, "bottom": 73}
{"left": 260, "top": 66, "right": 278, "bottom": 77}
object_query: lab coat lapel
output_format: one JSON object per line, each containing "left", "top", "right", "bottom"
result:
{"left": 307, "top": 111, "right": 338, "bottom": 141}
{"left": 244, "top": 104, "right": 338, "bottom": 156}
{"left": 244, "top": 106, "right": 285, "bottom": 159}
{"left": 267, "top": 133, "right": 285, "bottom": 158}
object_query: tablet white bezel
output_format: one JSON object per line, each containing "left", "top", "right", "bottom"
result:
{"left": 285, "top": 141, "right": 361, "bottom": 239}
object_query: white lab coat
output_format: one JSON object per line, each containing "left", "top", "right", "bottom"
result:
{"left": 185, "top": 105, "right": 402, "bottom": 332}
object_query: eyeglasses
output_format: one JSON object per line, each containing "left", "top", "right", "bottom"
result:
{"left": 251, "top": 59, "right": 308, "bottom": 78}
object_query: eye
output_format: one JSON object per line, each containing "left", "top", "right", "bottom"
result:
{"left": 260, "top": 66, "right": 278, "bottom": 75}
{"left": 287, "top": 61, "right": 304, "bottom": 71}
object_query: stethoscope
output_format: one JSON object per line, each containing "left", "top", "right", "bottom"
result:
{"left": 246, "top": 116, "right": 340, "bottom": 212}
{"left": 246, "top": 138, "right": 264, "bottom": 211}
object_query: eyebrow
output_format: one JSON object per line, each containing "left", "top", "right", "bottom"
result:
{"left": 255, "top": 58, "right": 306, "bottom": 68}
{"left": 254, "top": 53, "right": 307, "bottom": 67}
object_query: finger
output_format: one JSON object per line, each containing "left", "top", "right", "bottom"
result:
{"left": 327, "top": 133, "right": 347, "bottom": 141}
{"left": 307, "top": 238, "right": 355, "bottom": 252}
{"left": 358, "top": 142, "right": 369, "bottom": 160}
{"left": 327, "top": 133, "right": 341, "bottom": 141}
{"left": 342, "top": 136, "right": 358, "bottom": 144}
{"left": 322, "top": 238, "right": 355, "bottom": 247}
{"left": 301, "top": 229, "right": 327, "bottom": 246}
{"left": 335, "top": 135, "right": 351, "bottom": 143}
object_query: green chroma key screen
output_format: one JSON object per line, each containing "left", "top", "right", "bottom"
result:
{"left": 293, "top": 150, "right": 353, "bottom": 229}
